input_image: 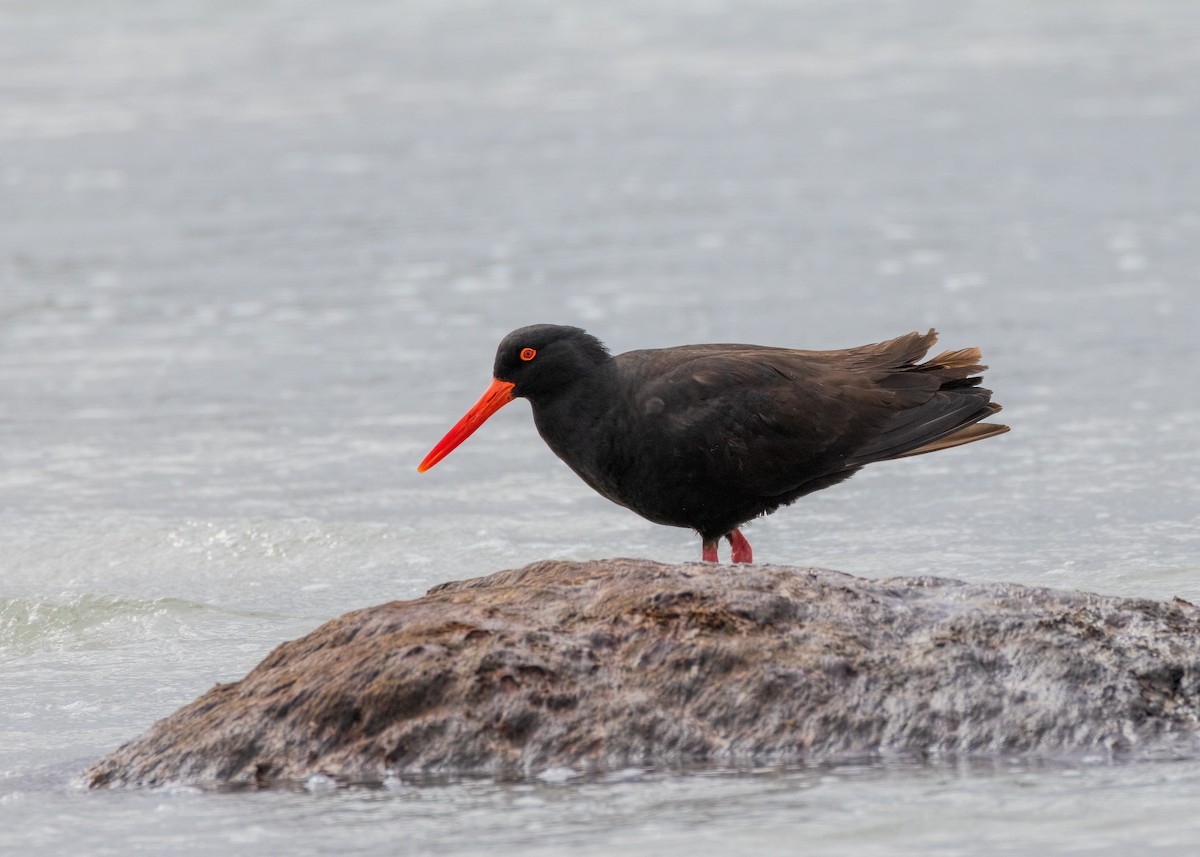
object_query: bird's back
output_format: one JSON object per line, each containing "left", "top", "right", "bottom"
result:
{"left": 530, "top": 329, "right": 1006, "bottom": 540}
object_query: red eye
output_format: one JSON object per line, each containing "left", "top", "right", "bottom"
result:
{"left": 520, "top": 347, "right": 537, "bottom": 361}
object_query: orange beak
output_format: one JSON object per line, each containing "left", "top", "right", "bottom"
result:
{"left": 417, "top": 378, "right": 516, "bottom": 472}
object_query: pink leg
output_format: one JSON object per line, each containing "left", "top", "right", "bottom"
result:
{"left": 727, "top": 529, "right": 753, "bottom": 564}
{"left": 701, "top": 539, "right": 718, "bottom": 563}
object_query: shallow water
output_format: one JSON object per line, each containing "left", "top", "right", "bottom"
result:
{"left": 2, "top": 0, "right": 1200, "bottom": 853}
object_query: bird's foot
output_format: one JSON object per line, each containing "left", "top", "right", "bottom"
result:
{"left": 727, "top": 529, "right": 753, "bottom": 564}
{"left": 700, "top": 531, "right": 753, "bottom": 563}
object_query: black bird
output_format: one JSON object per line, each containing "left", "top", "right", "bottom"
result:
{"left": 418, "top": 324, "right": 1007, "bottom": 563}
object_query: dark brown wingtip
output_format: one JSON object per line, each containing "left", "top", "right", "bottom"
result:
{"left": 898, "top": 421, "right": 1010, "bottom": 457}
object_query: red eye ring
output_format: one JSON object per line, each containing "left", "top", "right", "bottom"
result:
{"left": 520, "top": 347, "right": 537, "bottom": 361}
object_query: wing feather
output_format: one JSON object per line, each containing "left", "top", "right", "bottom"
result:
{"left": 616, "top": 330, "right": 1004, "bottom": 500}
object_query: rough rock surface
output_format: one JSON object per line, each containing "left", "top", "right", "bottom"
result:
{"left": 86, "top": 559, "right": 1200, "bottom": 788}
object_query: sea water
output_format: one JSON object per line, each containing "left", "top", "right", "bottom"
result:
{"left": 2, "top": 1, "right": 1199, "bottom": 853}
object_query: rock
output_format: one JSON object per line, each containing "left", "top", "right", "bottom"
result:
{"left": 85, "top": 559, "right": 1200, "bottom": 788}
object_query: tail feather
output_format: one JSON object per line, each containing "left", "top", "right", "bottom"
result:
{"left": 846, "top": 332, "right": 1008, "bottom": 465}
{"left": 926, "top": 346, "right": 982, "bottom": 370}
{"left": 918, "top": 346, "right": 986, "bottom": 382}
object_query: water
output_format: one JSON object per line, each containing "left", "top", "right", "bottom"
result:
{"left": 2, "top": 0, "right": 1199, "bottom": 853}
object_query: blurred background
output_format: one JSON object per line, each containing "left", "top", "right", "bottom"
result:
{"left": 2, "top": 1, "right": 1199, "bottom": 854}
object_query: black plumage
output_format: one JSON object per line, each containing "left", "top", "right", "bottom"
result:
{"left": 419, "top": 324, "right": 1007, "bottom": 563}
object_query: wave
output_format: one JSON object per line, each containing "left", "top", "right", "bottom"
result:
{"left": 0, "top": 594, "right": 277, "bottom": 654}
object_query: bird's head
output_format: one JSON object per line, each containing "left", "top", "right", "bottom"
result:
{"left": 417, "top": 324, "right": 609, "bottom": 472}
{"left": 492, "top": 324, "right": 610, "bottom": 400}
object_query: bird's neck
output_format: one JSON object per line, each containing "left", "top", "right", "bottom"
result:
{"left": 527, "top": 362, "right": 617, "bottom": 467}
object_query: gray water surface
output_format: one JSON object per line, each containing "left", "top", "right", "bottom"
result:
{"left": 3, "top": 1, "right": 1200, "bottom": 854}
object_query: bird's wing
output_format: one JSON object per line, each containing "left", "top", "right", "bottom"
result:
{"left": 617, "top": 331, "right": 950, "bottom": 498}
